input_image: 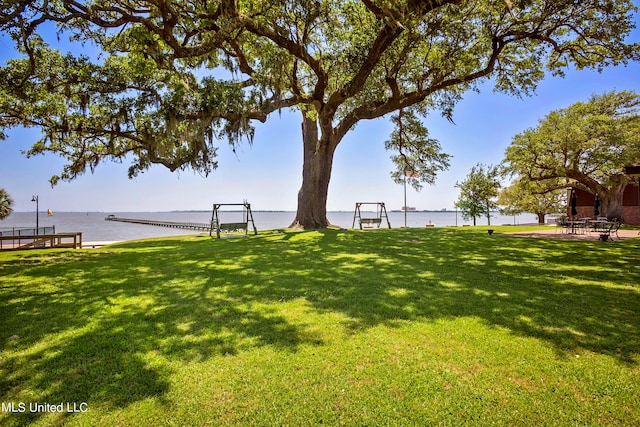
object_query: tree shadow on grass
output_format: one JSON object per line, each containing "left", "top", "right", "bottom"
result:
{"left": 207, "top": 228, "right": 640, "bottom": 363}
{"left": 1, "top": 228, "right": 639, "bottom": 424}
{"left": 0, "top": 239, "right": 323, "bottom": 425}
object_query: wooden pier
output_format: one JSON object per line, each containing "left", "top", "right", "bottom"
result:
{"left": 105, "top": 215, "right": 212, "bottom": 232}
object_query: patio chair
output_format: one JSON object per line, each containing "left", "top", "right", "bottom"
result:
{"left": 599, "top": 220, "right": 622, "bottom": 241}
{"left": 556, "top": 217, "right": 570, "bottom": 234}
{"left": 610, "top": 220, "right": 622, "bottom": 240}
{"left": 598, "top": 222, "right": 614, "bottom": 241}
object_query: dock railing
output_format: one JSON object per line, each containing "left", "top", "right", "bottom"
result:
{"left": 0, "top": 227, "right": 84, "bottom": 250}
{"left": 105, "top": 215, "right": 212, "bottom": 232}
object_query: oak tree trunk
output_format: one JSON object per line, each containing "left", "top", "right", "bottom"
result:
{"left": 290, "top": 115, "right": 337, "bottom": 229}
{"left": 600, "top": 186, "right": 625, "bottom": 220}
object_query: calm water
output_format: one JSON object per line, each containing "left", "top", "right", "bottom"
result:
{"left": 1, "top": 211, "right": 536, "bottom": 242}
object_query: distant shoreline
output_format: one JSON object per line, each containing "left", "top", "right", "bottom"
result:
{"left": 8, "top": 209, "right": 504, "bottom": 214}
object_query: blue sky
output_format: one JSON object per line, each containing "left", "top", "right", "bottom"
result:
{"left": 1, "top": 17, "right": 639, "bottom": 213}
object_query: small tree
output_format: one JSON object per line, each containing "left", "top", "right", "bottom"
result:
{"left": 455, "top": 163, "right": 501, "bottom": 226}
{"left": 498, "top": 179, "right": 565, "bottom": 224}
{"left": 0, "top": 188, "right": 14, "bottom": 220}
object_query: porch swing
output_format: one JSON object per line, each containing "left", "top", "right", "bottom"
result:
{"left": 352, "top": 202, "right": 391, "bottom": 229}
{"left": 210, "top": 202, "right": 258, "bottom": 238}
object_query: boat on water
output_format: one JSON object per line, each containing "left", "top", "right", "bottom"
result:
{"left": 391, "top": 206, "right": 418, "bottom": 212}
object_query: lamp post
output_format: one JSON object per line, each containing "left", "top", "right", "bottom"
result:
{"left": 403, "top": 172, "right": 407, "bottom": 228}
{"left": 31, "top": 195, "right": 39, "bottom": 234}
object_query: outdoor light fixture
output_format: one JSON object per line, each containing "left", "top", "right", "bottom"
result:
{"left": 31, "top": 195, "right": 39, "bottom": 234}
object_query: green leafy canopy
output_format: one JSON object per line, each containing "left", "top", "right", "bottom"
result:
{"left": 385, "top": 108, "right": 451, "bottom": 191}
{"left": 503, "top": 90, "right": 640, "bottom": 193}
{"left": 0, "top": 0, "right": 638, "bottom": 187}
{"left": 502, "top": 90, "right": 640, "bottom": 218}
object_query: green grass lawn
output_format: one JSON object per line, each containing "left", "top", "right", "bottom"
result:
{"left": 1, "top": 226, "right": 639, "bottom": 426}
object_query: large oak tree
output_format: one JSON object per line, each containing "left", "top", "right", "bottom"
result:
{"left": 1, "top": 1, "right": 638, "bottom": 228}
{"left": 503, "top": 90, "right": 640, "bottom": 219}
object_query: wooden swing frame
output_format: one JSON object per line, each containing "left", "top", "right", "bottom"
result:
{"left": 210, "top": 202, "right": 258, "bottom": 238}
{"left": 352, "top": 202, "right": 391, "bottom": 229}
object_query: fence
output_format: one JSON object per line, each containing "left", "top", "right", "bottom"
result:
{"left": 0, "top": 227, "right": 57, "bottom": 249}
